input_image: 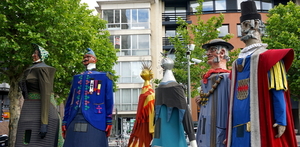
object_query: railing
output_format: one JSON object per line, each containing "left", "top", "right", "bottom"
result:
{"left": 162, "top": 12, "right": 189, "bottom": 22}
{"left": 162, "top": 37, "right": 183, "bottom": 46}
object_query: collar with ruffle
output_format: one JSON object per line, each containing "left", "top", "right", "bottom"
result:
{"left": 239, "top": 43, "right": 268, "bottom": 58}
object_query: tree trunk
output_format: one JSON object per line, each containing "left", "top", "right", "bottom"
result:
{"left": 8, "top": 78, "right": 21, "bottom": 147}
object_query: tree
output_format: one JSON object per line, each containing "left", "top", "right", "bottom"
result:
{"left": 0, "top": 0, "right": 118, "bottom": 146}
{"left": 262, "top": 1, "right": 300, "bottom": 134}
{"left": 169, "top": 0, "right": 234, "bottom": 98}
{"left": 263, "top": 1, "right": 300, "bottom": 98}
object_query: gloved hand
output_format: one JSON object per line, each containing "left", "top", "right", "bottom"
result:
{"left": 190, "top": 140, "right": 197, "bottom": 147}
{"left": 273, "top": 123, "right": 286, "bottom": 138}
{"left": 39, "top": 124, "right": 48, "bottom": 139}
{"left": 105, "top": 125, "right": 112, "bottom": 137}
{"left": 62, "top": 125, "right": 67, "bottom": 139}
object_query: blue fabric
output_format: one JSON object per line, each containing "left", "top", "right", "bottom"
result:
{"left": 63, "top": 111, "right": 108, "bottom": 147}
{"left": 271, "top": 89, "right": 287, "bottom": 126}
{"left": 196, "top": 73, "right": 230, "bottom": 147}
{"left": 231, "top": 56, "right": 251, "bottom": 147}
{"left": 63, "top": 71, "right": 114, "bottom": 131}
{"left": 152, "top": 105, "right": 187, "bottom": 147}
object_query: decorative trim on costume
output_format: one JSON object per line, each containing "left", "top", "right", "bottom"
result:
{"left": 239, "top": 43, "right": 268, "bottom": 58}
{"left": 237, "top": 78, "right": 250, "bottom": 100}
{"left": 199, "top": 75, "right": 223, "bottom": 105}
{"left": 269, "top": 61, "right": 288, "bottom": 91}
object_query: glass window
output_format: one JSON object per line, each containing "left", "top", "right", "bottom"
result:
{"left": 237, "top": 24, "right": 242, "bottom": 37}
{"left": 218, "top": 25, "right": 229, "bottom": 37}
{"left": 203, "top": 0, "right": 213, "bottom": 11}
{"left": 103, "top": 9, "right": 150, "bottom": 30}
{"left": 215, "top": 0, "right": 226, "bottom": 10}
{"left": 114, "top": 61, "right": 145, "bottom": 83}
{"left": 190, "top": 1, "right": 199, "bottom": 13}
{"left": 114, "top": 88, "right": 141, "bottom": 111}
{"left": 112, "top": 35, "right": 150, "bottom": 56}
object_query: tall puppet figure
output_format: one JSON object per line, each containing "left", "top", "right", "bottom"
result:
{"left": 62, "top": 48, "right": 114, "bottom": 147}
{"left": 16, "top": 44, "right": 60, "bottom": 146}
{"left": 128, "top": 61, "right": 155, "bottom": 147}
{"left": 195, "top": 39, "right": 233, "bottom": 147}
{"left": 226, "top": 1, "right": 297, "bottom": 147}
{"left": 152, "top": 57, "right": 197, "bottom": 147}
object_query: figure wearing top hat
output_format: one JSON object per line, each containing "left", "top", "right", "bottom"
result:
{"left": 226, "top": 1, "right": 297, "bottom": 147}
{"left": 195, "top": 39, "right": 233, "bottom": 147}
{"left": 62, "top": 48, "right": 114, "bottom": 147}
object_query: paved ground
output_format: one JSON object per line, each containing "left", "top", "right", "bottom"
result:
{"left": 108, "top": 135, "right": 300, "bottom": 147}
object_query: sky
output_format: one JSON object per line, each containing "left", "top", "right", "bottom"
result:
{"left": 80, "top": 0, "right": 98, "bottom": 15}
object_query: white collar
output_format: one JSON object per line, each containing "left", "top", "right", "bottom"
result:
{"left": 238, "top": 43, "right": 268, "bottom": 58}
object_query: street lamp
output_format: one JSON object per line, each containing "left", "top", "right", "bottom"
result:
{"left": 186, "top": 44, "right": 195, "bottom": 108}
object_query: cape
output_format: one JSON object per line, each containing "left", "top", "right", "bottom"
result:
{"left": 152, "top": 82, "right": 195, "bottom": 147}
{"left": 227, "top": 49, "right": 297, "bottom": 147}
{"left": 128, "top": 85, "right": 155, "bottom": 147}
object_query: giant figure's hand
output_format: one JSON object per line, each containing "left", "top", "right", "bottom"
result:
{"left": 39, "top": 124, "right": 48, "bottom": 139}
{"left": 62, "top": 125, "right": 67, "bottom": 139}
{"left": 190, "top": 140, "right": 197, "bottom": 147}
{"left": 105, "top": 125, "right": 112, "bottom": 137}
{"left": 273, "top": 123, "right": 286, "bottom": 138}
{"left": 195, "top": 96, "right": 201, "bottom": 105}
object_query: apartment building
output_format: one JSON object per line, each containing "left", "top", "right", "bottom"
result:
{"left": 95, "top": 0, "right": 300, "bottom": 135}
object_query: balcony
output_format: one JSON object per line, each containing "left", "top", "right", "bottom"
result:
{"left": 162, "top": 12, "right": 192, "bottom": 26}
{"left": 162, "top": 37, "right": 183, "bottom": 50}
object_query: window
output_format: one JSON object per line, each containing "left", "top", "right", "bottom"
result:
{"left": 114, "top": 61, "right": 145, "bottom": 83}
{"left": 237, "top": 0, "right": 272, "bottom": 11}
{"left": 103, "top": 9, "right": 150, "bottom": 30}
{"left": 110, "top": 35, "right": 150, "bottom": 56}
{"left": 218, "top": 25, "right": 229, "bottom": 37}
{"left": 114, "top": 88, "right": 140, "bottom": 111}
{"left": 237, "top": 24, "right": 242, "bottom": 37}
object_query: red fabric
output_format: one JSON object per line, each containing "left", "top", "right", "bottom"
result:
{"left": 257, "top": 49, "right": 297, "bottom": 147}
{"left": 202, "top": 68, "right": 230, "bottom": 84}
{"left": 128, "top": 86, "right": 155, "bottom": 147}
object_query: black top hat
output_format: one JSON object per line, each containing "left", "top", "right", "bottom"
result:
{"left": 240, "top": 0, "right": 261, "bottom": 23}
{"left": 202, "top": 39, "right": 234, "bottom": 50}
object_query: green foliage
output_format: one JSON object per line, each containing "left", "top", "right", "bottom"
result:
{"left": 169, "top": 0, "right": 233, "bottom": 98}
{"left": 262, "top": 1, "right": 300, "bottom": 98}
{"left": 0, "top": 0, "right": 118, "bottom": 102}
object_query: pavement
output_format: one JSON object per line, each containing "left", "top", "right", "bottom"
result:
{"left": 108, "top": 135, "right": 300, "bottom": 147}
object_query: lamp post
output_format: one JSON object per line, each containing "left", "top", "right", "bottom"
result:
{"left": 186, "top": 44, "right": 195, "bottom": 108}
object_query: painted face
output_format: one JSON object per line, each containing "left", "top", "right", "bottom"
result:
{"left": 32, "top": 50, "right": 40, "bottom": 62}
{"left": 206, "top": 46, "right": 219, "bottom": 64}
{"left": 240, "top": 19, "right": 262, "bottom": 41}
{"left": 82, "top": 54, "right": 97, "bottom": 66}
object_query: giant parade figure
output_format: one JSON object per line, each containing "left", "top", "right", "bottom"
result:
{"left": 195, "top": 39, "right": 233, "bottom": 147}
{"left": 226, "top": 1, "right": 297, "bottom": 147}
{"left": 151, "top": 56, "right": 197, "bottom": 147}
{"left": 16, "top": 44, "right": 62, "bottom": 147}
{"left": 128, "top": 61, "right": 155, "bottom": 147}
{"left": 62, "top": 48, "right": 114, "bottom": 147}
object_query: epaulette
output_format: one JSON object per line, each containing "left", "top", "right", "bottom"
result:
{"left": 106, "top": 72, "right": 114, "bottom": 80}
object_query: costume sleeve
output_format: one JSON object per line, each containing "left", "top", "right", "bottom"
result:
{"left": 105, "top": 76, "right": 114, "bottom": 126}
{"left": 147, "top": 93, "right": 155, "bottom": 134}
{"left": 183, "top": 108, "right": 196, "bottom": 141}
{"left": 63, "top": 81, "right": 75, "bottom": 127}
{"left": 268, "top": 60, "right": 287, "bottom": 126}
{"left": 38, "top": 68, "right": 53, "bottom": 125}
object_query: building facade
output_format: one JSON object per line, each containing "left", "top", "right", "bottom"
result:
{"left": 96, "top": 0, "right": 300, "bottom": 136}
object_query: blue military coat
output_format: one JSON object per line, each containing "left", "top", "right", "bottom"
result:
{"left": 63, "top": 70, "right": 114, "bottom": 131}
